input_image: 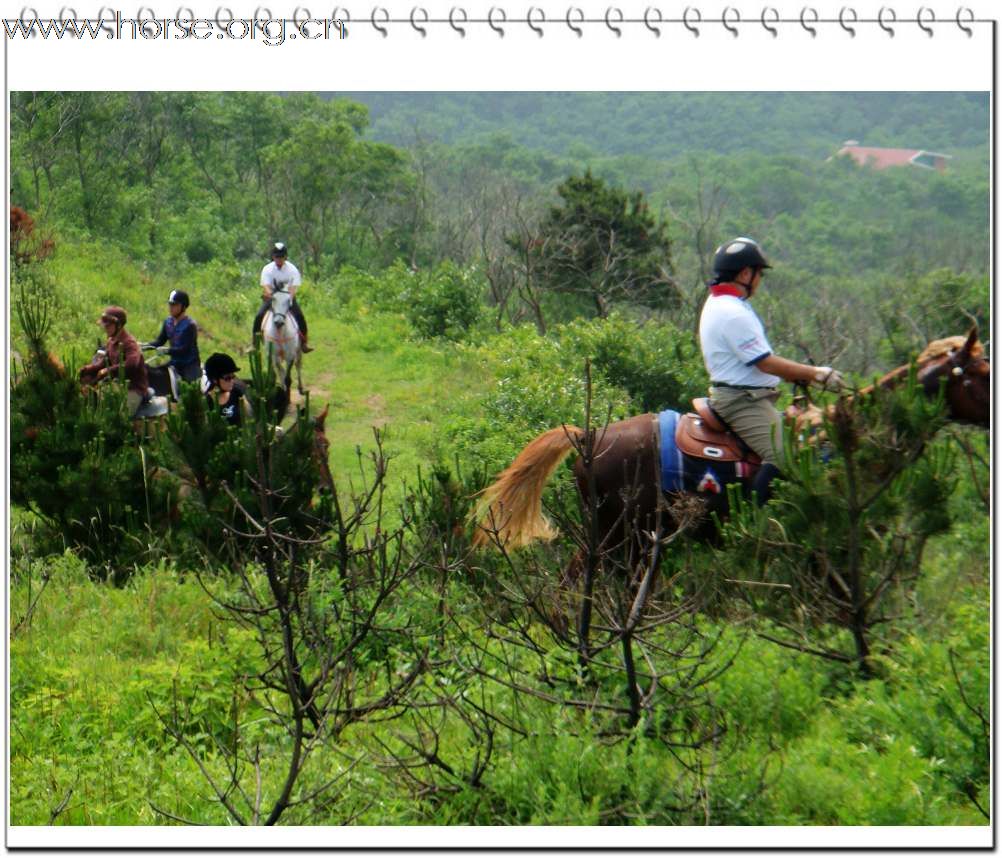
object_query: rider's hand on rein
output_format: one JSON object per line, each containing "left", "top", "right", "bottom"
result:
{"left": 813, "top": 366, "right": 846, "bottom": 392}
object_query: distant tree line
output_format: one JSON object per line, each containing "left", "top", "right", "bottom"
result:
{"left": 10, "top": 91, "right": 989, "bottom": 375}
{"left": 345, "top": 92, "right": 989, "bottom": 161}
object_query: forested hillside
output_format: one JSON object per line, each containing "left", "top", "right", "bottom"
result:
{"left": 9, "top": 91, "right": 990, "bottom": 835}
{"left": 341, "top": 92, "right": 989, "bottom": 160}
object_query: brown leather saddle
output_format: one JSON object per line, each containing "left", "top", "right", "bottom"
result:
{"left": 675, "top": 398, "right": 761, "bottom": 465}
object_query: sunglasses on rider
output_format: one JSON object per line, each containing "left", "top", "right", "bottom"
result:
{"left": 220, "top": 374, "right": 236, "bottom": 382}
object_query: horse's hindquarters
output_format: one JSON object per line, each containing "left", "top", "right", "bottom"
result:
{"left": 573, "top": 414, "right": 662, "bottom": 554}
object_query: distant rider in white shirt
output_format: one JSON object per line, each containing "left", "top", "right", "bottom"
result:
{"left": 253, "top": 241, "right": 312, "bottom": 353}
{"left": 698, "top": 236, "right": 845, "bottom": 503}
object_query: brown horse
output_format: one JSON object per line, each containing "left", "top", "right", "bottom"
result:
{"left": 310, "top": 404, "right": 334, "bottom": 493}
{"left": 472, "top": 329, "right": 989, "bottom": 570}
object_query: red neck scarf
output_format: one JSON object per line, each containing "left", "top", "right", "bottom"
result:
{"left": 709, "top": 283, "right": 748, "bottom": 300}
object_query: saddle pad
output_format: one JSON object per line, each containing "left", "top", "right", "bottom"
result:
{"left": 658, "top": 409, "right": 755, "bottom": 496}
{"left": 658, "top": 409, "right": 684, "bottom": 493}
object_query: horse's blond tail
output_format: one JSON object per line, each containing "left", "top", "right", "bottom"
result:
{"left": 472, "top": 425, "right": 584, "bottom": 550}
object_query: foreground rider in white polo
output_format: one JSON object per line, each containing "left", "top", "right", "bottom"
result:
{"left": 699, "top": 236, "right": 845, "bottom": 504}
{"left": 252, "top": 241, "right": 313, "bottom": 353}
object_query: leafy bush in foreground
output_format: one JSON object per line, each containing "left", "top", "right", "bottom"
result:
{"left": 10, "top": 355, "right": 175, "bottom": 574}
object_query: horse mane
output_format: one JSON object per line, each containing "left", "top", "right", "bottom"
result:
{"left": 917, "top": 335, "right": 983, "bottom": 362}
{"left": 795, "top": 332, "right": 984, "bottom": 431}
{"left": 856, "top": 333, "right": 983, "bottom": 397}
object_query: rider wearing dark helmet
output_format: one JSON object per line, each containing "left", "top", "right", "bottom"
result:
{"left": 79, "top": 306, "right": 150, "bottom": 416}
{"left": 145, "top": 289, "right": 201, "bottom": 383}
{"left": 699, "top": 237, "right": 845, "bottom": 504}
{"left": 252, "top": 242, "right": 312, "bottom": 353}
{"left": 204, "top": 352, "right": 251, "bottom": 427}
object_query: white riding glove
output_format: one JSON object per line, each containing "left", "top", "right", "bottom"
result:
{"left": 813, "top": 366, "right": 845, "bottom": 392}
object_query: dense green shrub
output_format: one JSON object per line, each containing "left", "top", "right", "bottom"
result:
{"left": 446, "top": 314, "right": 705, "bottom": 471}
{"left": 10, "top": 327, "right": 329, "bottom": 572}
{"left": 10, "top": 354, "right": 175, "bottom": 574}
{"left": 715, "top": 368, "right": 961, "bottom": 673}
{"left": 165, "top": 354, "right": 332, "bottom": 563}
{"left": 558, "top": 313, "right": 706, "bottom": 412}
{"left": 875, "top": 268, "right": 989, "bottom": 366}
{"left": 402, "top": 260, "right": 484, "bottom": 340}
{"left": 518, "top": 169, "right": 676, "bottom": 317}
{"left": 330, "top": 263, "right": 404, "bottom": 313}
{"left": 330, "top": 260, "right": 484, "bottom": 341}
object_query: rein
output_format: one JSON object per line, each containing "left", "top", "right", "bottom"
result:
{"left": 789, "top": 341, "right": 988, "bottom": 434}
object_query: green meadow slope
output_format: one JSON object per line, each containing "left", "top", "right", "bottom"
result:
{"left": 16, "top": 239, "right": 487, "bottom": 488}
{"left": 9, "top": 236, "right": 990, "bottom": 830}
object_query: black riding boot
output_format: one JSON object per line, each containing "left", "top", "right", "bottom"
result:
{"left": 748, "top": 463, "right": 782, "bottom": 507}
{"left": 291, "top": 300, "right": 312, "bottom": 352}
{"left": 252, "top": 300, "right": 269, "bottom": 335}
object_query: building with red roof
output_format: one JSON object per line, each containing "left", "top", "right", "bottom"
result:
{"left": 833, "top": 141, "right": 951, "bottom": 172}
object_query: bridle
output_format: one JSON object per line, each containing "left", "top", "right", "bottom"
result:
{"left": 270, "top": 287, "right": 290, "bottom": 328}
{"left": 919, "top": 348, "right": 991, "bottom": 414}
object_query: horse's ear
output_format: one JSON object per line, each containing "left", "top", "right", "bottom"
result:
{"left": 314, "top": 404, "right": 329, "bottom": 430}
{"left": 960, "top": 326, "right": 979, "bottom": 360}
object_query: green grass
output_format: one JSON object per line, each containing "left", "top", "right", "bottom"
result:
{"left": 10, "top": 557, "right": 988, "bottom": 826}
{"left": 306, "top": 307, "right": 487, "bottom": 486}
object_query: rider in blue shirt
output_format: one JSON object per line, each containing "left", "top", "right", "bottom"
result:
{"left": 146, "top": 290, "right": 202, "bottom": 382}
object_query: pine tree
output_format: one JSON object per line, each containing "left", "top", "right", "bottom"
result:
{"left": 11, "top": 329, "right": 176, "bottom": 573}
{"left": 510, "top": 170, "right": 676, "bottom": 318}
{"left": 717, "top": 369, "right": 955, "bottom": 675}
{"left": 165, "top": 344, "right": 330, "bottom": 564}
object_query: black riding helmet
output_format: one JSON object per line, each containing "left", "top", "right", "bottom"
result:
{"left": 204, "top": 352, "right": 240, "bottom": 381}
{"left": 167, "top": 289, "right": 190, "bottom": 309}
{"left": 710, "top": 237, "right": 772, "bottom": 284}
{"left": 271, "top": 242, "right": 288, "bottom": 259}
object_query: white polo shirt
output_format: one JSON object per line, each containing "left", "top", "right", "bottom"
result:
{"left": 260, "top": 260, "right": 302, "bottom": 297}
{"left": 699, "top": 293, "right": 780, "bottom": 387}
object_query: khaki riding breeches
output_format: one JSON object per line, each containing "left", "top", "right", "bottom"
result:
{"left": 708, "top": 386, "right": 784, "bottom": 465}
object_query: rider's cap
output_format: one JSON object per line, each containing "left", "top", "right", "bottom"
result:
{"left": 167, "top": 289, "right": 190, "bottom": 308}
{"left": 711, "top": 237, "right": 772, "bottom": 283}
{"left": 271, "top": 242, "right": 288, "bottom": 258}
{"left": 204, "top": 352, "right": 240, "bottom": 381}
{"left": 99, "top": 306, "right": 127, "bottom": 327}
